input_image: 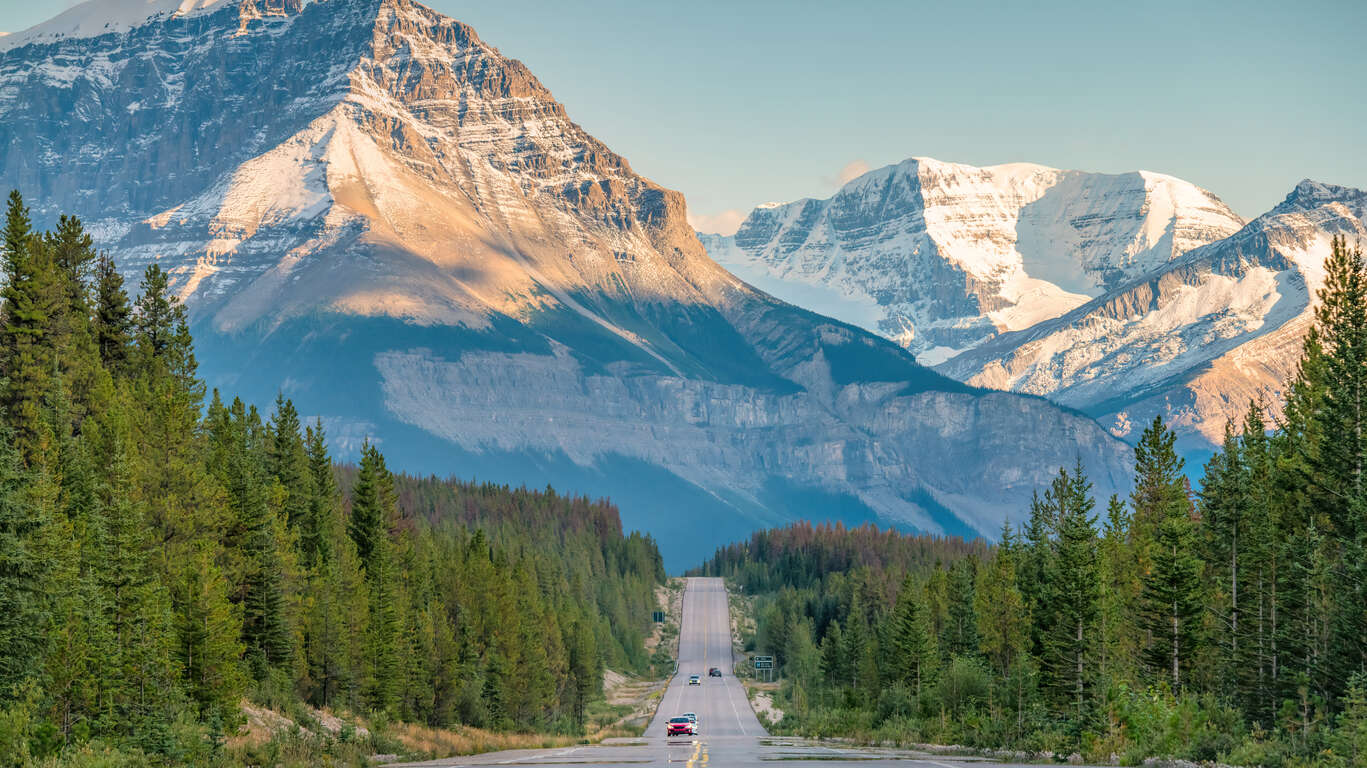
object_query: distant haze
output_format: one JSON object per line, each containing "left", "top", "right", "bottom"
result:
{"left": 2, "top": 0, "right": 1364, "bottom": 227}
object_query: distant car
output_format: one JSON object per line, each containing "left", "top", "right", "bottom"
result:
{"left": 708, "top": 667, "right": 722, "bottom": 677}
{"left": 667, "top": 716, "right": 695, "bottom": 736}
{"left": 688, "top": 674, "right": 701, "bottom": 685}
{"left": 683, "top": 712, "right": 697, "bottom": 724}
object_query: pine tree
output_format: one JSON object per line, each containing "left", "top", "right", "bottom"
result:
{"left": 174, "top": 548, "right": 247, "bottom": 722}
{"left": 0, "top": 190, "right": 63, "bottom": 463}
{"left": 1309, "top": 236, "right": 1367, "bottom": 696}
{"left": 943, "top": 557, "right": 980, "bottom": 658}
{"left": 1097, "top": 494, "right": 1138, "bottom": 685}
{"left": 267, "top": 394, "right": 312, "bottom": 531}
{"left": 1019, "top": 490, "right": 1055, "bottom": 658}
{"left": 91, "top": 431, "right": 180, "bottom": 743}
{"left": 820, "top": 620, "right": 848, "bottom": 688}
{"left": 567, "top": 619, "right": 597, "bottom": 729}
{"left": 302, "top": 537, "right": 368, "bottom": 710}
{"left": 302, "top": 419, "right": 338, "bottom": 567}
{"left": 1238, "top": 401, "right": 1278, "bottom": 725}
{"left": 1134, "top": 416, "right": 1202, "bottom": 689}
{"left": 890, "top": 576, "right": 938, "bottom": 698}
{"left": 349, "top": 440, "right": 395, "bottom": 573}
{"left": 0, "top": 421, "right": 48, "bottom": 700}
{"left": 46, "top": 215, "right": 96, "bottom": 305}
{"left": 212, "top": 398, "right": 291, "bottom": 677}
{"left": 1199, "top": 422, "right": 1244, "bottom": 696}
{"left": 132, "top": 263, "right": 176, "bottom": 361}
{"left": 92, "top": 254, "right": 132, "bottom": 373}
{"left": 40, "top": 215, "right": 102, "bottom": 423}
{"left": 1039, "top": 465, "right": 1100, "bottom": 725}
{"left": 975, "top": 523, "right": 1028, "bottom": 678}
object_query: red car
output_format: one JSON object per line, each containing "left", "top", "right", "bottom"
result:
{"left": 667, "top": 716, "right": 695, "bottom": 736}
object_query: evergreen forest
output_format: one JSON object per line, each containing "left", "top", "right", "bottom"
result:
{"left": 696, "top": 239, "right": 1367, "bottom": 767}
{"left": 0, "top": 191, "right": 666, "bottom": 766}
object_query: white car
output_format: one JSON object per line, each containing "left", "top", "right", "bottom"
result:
{"left": 687, "top": 674, "right": 701, "bottom": 685}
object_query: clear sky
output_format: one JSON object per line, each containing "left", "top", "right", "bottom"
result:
{"left": 5, "top": 0, "right": 1365, "bottom": 232}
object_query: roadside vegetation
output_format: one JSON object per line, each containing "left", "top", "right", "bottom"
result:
{"left": 697, "top": 238, "right": 1367, "bottom": 766}
{"left": 0, "top": 191, "right": 666, "bottom": 765}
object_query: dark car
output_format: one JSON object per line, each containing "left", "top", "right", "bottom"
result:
{"left": 708, "top": 667, "right": 722, "bottom": 677}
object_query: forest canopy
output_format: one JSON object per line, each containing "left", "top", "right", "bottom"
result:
{"left": 695, "top": 239, "right": 1367, "bottom": 767}
{"left": 0, "top": 191, "right": 665, "bottom": 765}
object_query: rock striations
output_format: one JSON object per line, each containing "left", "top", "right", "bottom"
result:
{"left": 940, "top": 180, "right": 1367, "bottom": 453}
{"left": 0, "top": 0, "right": 1135, "bottom": 566}
{"left": 703, "top": 158, "right": 1245, "bottom": 364}
{"left": 706, "top": 159, "right": 1367, "bottom": 454}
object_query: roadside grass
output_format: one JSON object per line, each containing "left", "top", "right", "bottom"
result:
{"left": 386, "top": 722, "right": 586, "bottom": 761}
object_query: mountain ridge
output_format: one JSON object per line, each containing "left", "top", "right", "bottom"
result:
{"left": 0, "top": 0, "right": 1136, "bottom": 566}
{"left": 705, "top": 156, "right": 1245, "bottom": 364}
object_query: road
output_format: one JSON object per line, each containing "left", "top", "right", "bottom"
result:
{"left": 389, "top": 577, "right": 1083, "bottom": 768}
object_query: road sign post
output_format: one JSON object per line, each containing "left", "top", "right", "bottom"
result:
{"left": 753, "top": 655, "right": 774, "bottom": 683}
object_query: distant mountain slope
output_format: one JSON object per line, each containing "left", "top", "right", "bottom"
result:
{"left": 0, "top": 0, "right": 1134, "bottom": 567}
{"left": 702, "top": 157, "right": 1244, "bottom": 364}
{"left": 940, "top": 180, "right": 1367, "bottom": 452}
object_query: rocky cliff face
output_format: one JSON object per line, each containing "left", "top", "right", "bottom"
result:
{"left": 939, "top": 180, "right": 1367, "bottom": 452}
{"left": 704, "top": 158, "right": 1244, "bottom": 364}
{"left": 0, "top": 0, "right": 1135, "bottom": 566}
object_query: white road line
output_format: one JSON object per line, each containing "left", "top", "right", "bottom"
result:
{"left": 718, "top": 587, "right": 749, "bottom": 737}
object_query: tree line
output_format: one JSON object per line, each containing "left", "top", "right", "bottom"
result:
{"left": 0, "top": 191, "right": 665, "bottom": 765}
{"left": 695, "top": 238, "right": 1367, "bottom": 766}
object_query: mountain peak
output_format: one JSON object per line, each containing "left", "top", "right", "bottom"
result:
{"left": 1276, "top": 178, "right": 1366, "bottom": 212}
{"left": 713, "top": 155, "right": 1245, "bottom": 362}
{"left": 0, "top": 0, "right": 315, "bottom": 52}
{"left": 0, "top": 0, "right": 1138, "bottom": 557}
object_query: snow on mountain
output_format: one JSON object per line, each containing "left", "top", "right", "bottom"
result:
{"left": 705, "top": 157, "right": 1245, "bottom": 365}
{"left": 0, "top": 0, "right": 304, "bottom": 52}
{"left": 939, "top": 180, "right": 1367, "bottom": 452}
{"left": 0, "top": 0, "right": 1136, "bottom": 566}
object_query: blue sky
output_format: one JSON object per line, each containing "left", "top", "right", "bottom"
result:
{"left": 5, "top": 0, "right": 1365, "bottom": 232}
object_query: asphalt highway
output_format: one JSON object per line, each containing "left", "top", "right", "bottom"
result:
{"left": 390, "top": 577, "right": 1087, "bottom": 768}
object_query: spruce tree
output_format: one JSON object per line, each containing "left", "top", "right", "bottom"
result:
{"left": 0, "top": 190, "right": 62, "bottom": 463}
{"left": 349, "top": 441, "right": 395, "bottom": 573}
{"left": 91, "top": 431, "right": 179, "bottom": 743}
{"left": 1310, "top": 236, "right": 1367, "bottom": 695}
{"left": 174, "top": 548, "right": 247, "bottom": 721}
{"left": 1237, "top": 401, "right": 1278, "bottom": 724}
{"left": 0, "top": 421, "right": 47, "bottom": 700}
{"left": 1134, "top": 416, "right": 1202, "bottom": 689}
{"left": 46, "top": 215, "right": 96, "bottom": 301}
{"left": 1039, "top": 465, "right": 1100, "bottom": 725}
{"left": 1199, "top": 422, "right": 1245, "bottom": 696}
{"left": 302, "top": 419, "right": 338, "bottom": 568}
{"left": 890, "top": 576, "right": 938, "bottom": 697}
{"left": 943, "top": 557, "right": 980, "bottom": 659}
{"left": 132, "top": 263, "right": 176, "bottom": 361}
{"left": 92, "top": 253, "right": 132, "bottom": 373}
{"left": 267, "top": 394, "right": 313, "bottom": 532}
{"left": 1097, "top": 494, "right": 1138, "bottom": 685}
{"left": 975, "top": 523, "right": 1027, "bottom": 677}
{"left": 211, "top": 398, "right": 291, "bottom": 677}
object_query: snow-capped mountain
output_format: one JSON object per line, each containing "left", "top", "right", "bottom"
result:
{"left": 940, "top": 180, "right": 1367, "bottom": 453}
{"left": 0, "top": 0, "right": 1134, "bottom": 566}
{"left": 703, "top": 157, "right": 1245, "bottom": 364}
